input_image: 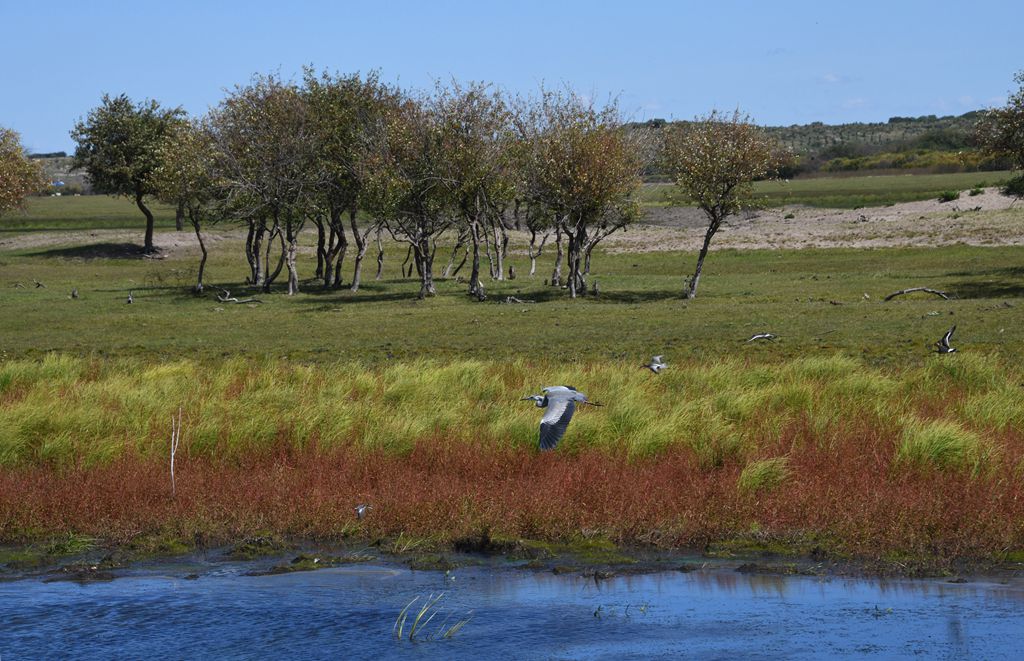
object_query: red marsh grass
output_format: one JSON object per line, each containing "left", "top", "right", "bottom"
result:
{"left": 1, "top": 354, "right": 1023, "bottom": 566}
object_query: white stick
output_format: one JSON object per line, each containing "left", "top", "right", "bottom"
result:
{"left": 170, "top": 407, "right": 181, "bottom": 497}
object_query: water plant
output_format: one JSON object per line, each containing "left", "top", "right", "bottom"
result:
{"left": 394, "top": 593, "right": 472, "bottom": 642}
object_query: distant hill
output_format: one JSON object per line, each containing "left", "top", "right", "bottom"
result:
{"left": 633, "top": 111, "right": 1010, "bottom": 178}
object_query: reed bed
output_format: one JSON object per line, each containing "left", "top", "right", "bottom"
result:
{"left": 2, "top": 353, "right": 1023, "bottom": 564}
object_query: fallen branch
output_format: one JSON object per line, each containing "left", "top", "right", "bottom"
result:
{"left": 502, "top": 296, "right": 535, "bottom": 304}
{"left": 883, "top": 287, "right": 951, "bottom": 301}
{"left": 218, "top": 289, "right": 263, "bottom": 304}
{"left": 33, "top": 279, "right": 45, "bottom": 288}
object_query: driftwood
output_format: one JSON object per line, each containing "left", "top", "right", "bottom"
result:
{"left": 218, "top": 289, "right": 263, "bottom": 304}
{"left": 884, "top": 287, "right": 951, "bottom": 301}
{"left": 33, "top": 279, "right": 45, "bottom": 288}
{"left": 502, "top": 296, "right": 535, "bottom": 304}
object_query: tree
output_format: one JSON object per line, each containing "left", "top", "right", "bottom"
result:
{"left": 361, "top": 93, "right": 454, "bottom": 299}
{"left": 210, "top": 76, "right": 319, "bottom": 295}
{"left": 151, "top": 120, "right": 222, "bottom": 293}
{"left": 976, "top": 70, "right": 1024, "bottom": 196}
{"left": 70, "top": 94, "right": 185, "bottom": 252}
{"left": 304, "top": 69, "right": 398, "bottom": 291}
{"left": 433, "top": 81, "right": 516, "bottom": 299}
{"left": 515, "top": 91, "right": 645, "bottom": 298}
{"left": 0, "top": 127, "right": 45, "bottom": 216}
{"left": 663, "top": 110, "right": 785, "bottom": 299}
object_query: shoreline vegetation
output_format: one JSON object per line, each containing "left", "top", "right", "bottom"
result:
{"left": 2, "top": 354, "right": 1023, "bottom": 577}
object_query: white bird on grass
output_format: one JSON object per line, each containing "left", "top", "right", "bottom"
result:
{"left": 354, "top": 504, "right": 372, "bottom": 519}
{"left": 746, "top": 333, "right": 776, "bottom": 342}
{"left": 521, "top": 386, "right": 602, "bottom": 450}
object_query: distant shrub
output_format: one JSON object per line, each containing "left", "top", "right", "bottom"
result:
{"left": 1002, "top": 175, "right": 1024, "bottom": 199}
{"left": 938, "top": 190, "right": 960, "bottom": 202}
{"left": 784, "top": 212, "right": 795, "bottom": 219}
{"left": 968, "top": 187, "right": 984, "bottom": 196}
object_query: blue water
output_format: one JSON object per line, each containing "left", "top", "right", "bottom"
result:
{"left": 2, "top": 559, "right": 1023, "bottom": 659}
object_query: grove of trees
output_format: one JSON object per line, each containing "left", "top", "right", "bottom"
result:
{"left": 94, "top": 73, "right": 654, "bottom": 300}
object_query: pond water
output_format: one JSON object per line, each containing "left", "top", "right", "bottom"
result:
{"left": 2, "top": 557, "right": 1023, "bottom": 659}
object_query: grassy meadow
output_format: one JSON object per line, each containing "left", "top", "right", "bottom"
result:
{"left": 2, "top": 192, "right": 1024, "bottom": 571}
{"left": 641, "top": 170, "right": 1016, "bottom": 208}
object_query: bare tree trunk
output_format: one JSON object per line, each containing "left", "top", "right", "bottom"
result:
{"left": 264, "top": 227, "right": 286, "bottom": 291}
{"left": 687, "top": 218, "right": 720, "bottom": 299}
{"left": 312, "top": 216, "right": 326, "bottom": 280}
{"left": 333, "top": 211, "right": 349, "bottom": 289}
{"left": 175, "top": 201, "right": 185, "bottom": 232}
{"left": 551, "top": 224, "right": 563, "bottom": 287}
{"left": 286, "top": 220, "right": 300, "bottom": 296}
{"left": 528, "top": 228, "right": 549, "bottom": 276}
{"left": 415, "top": 236, "right": 436, "bottom": 299}
{"left": 350, "top": 211, "right": 370, "bottom": 292}
{"left": 245, "top": 220, "right": 257, "bottom": 284}
{"left": 135, "top": 190, "right": 156, "bottom": 253}
{"left": 191, "top": 215, "right": 207, "bottom": 294}
{"left": 252, "top": 224, "right": 265, "bottom": 287}
{"left": 492, "top": 220, "right": 505, "bottom": 281}
{"left": 468, "top": 221, "right": 484, "bottom": 296}
{"left": 442, "top": 228, "right": 467, "bottom": 278}
{"left": 375, "top": 226, "right": 385, "bottom": 280}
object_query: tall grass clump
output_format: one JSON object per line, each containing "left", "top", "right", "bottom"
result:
{"left": 896, "top": 418, "right": 996, "bottom": 474}
{"left": 737, "top": 457, "right": 791, "bottom": 493}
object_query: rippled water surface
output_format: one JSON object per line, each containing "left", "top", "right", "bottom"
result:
{"left": 2, "top": 559, "right": 1023, "bottom": 659}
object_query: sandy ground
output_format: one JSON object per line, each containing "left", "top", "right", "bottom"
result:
{"left": 2, "top": 188, "right": 1021, "bottom": 257}
{"left": 606, "top": 188, "right": 1024, "bottom": 253}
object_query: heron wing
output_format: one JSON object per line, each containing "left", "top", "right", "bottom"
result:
{"left": 652, "top": 355, "right": 664, "bottom": 364}
{"left": 539, "top": 399, "right": 576, "bottom": 450}
{"left": 944, "top": 325, "right": 956, "bottom": 345}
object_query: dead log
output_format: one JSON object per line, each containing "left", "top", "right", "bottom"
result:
{"left": 883, "top": 287, "right": 951, "bottom": 301}
{"left": 218, "top": 289, "right": 263, "bottom": 304}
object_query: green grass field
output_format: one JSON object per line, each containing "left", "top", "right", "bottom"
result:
{"left": 2, "top": 190, "right": 1023, "bottom": 567}
{"left": 641, "top": 170, "right": 1016, "bottom": 208}
{"left": 1, "top": 195, "right": 1023, "bottom": 365}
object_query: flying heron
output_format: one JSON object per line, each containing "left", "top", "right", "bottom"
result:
{"left": 644, "top": 355, "right": 667, "bottom": 373}
{"left": 521, "top": 386, "right": 602, "bottom": 450}
{"left": 935, "top": 325, "right": 957, "bottom": 354}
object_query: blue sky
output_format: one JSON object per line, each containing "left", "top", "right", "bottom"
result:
{"left": 2, "top": 0, "right": 1020, "bottom": 152}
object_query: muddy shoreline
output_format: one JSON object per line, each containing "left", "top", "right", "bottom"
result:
{"left": 4, "top": 532, "right": 1023, "bottom": 585}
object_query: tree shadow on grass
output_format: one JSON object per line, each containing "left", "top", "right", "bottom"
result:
{"left": 25, "top": 243, "right": 152, "bottom": 260}
{"left": 946, "top": 280, "right": 1024, "bottom": 299}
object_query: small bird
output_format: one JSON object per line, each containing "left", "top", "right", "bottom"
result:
{"left": 354, "top": 504, "right": 372, "bottom": 519}
{"left": 935, "top": 325, "right": 957, "bottom": 354}
{"left": 126, "top": 291, "right": 134, "bottom": 304}
{"left": 746, "top": 333, "right": 776, "bottom": 342}
{"left": 644, "top": 355, "right": 667, "bottom": 373}
{"left": 70, "top": 288, "right": 79, "bottom": 299}
{"left": 522, "top": 386, "right": 602, "bottom": 450}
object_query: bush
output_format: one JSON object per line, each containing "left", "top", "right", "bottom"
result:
{"left": 938, "top": 190, "right": 960, "bottom": 202}
{"left": 969, "top": 187, "right": 984, "bottom": 196}
{"left": 1002, "top": 174, "right": 1024, "bottom": 199}
{"left": 784, "top": 212, "right": 795, "bottom": 219}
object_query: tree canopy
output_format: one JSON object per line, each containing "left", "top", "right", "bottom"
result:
{"left": 70, "top": 94, "right": 185, "bottom": 251}
{"left": 0, "top": 127, "right": 45, "bottom": 216}
{"left": 663, "top": 110, "right": 785, "bottom": 298}
{"left": 976, "top": 70, "right": 1024, "bottom": 195}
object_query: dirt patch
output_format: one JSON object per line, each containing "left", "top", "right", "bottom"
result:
{"left": 611, "top": 187, "right": 1024, "bottom": 253}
